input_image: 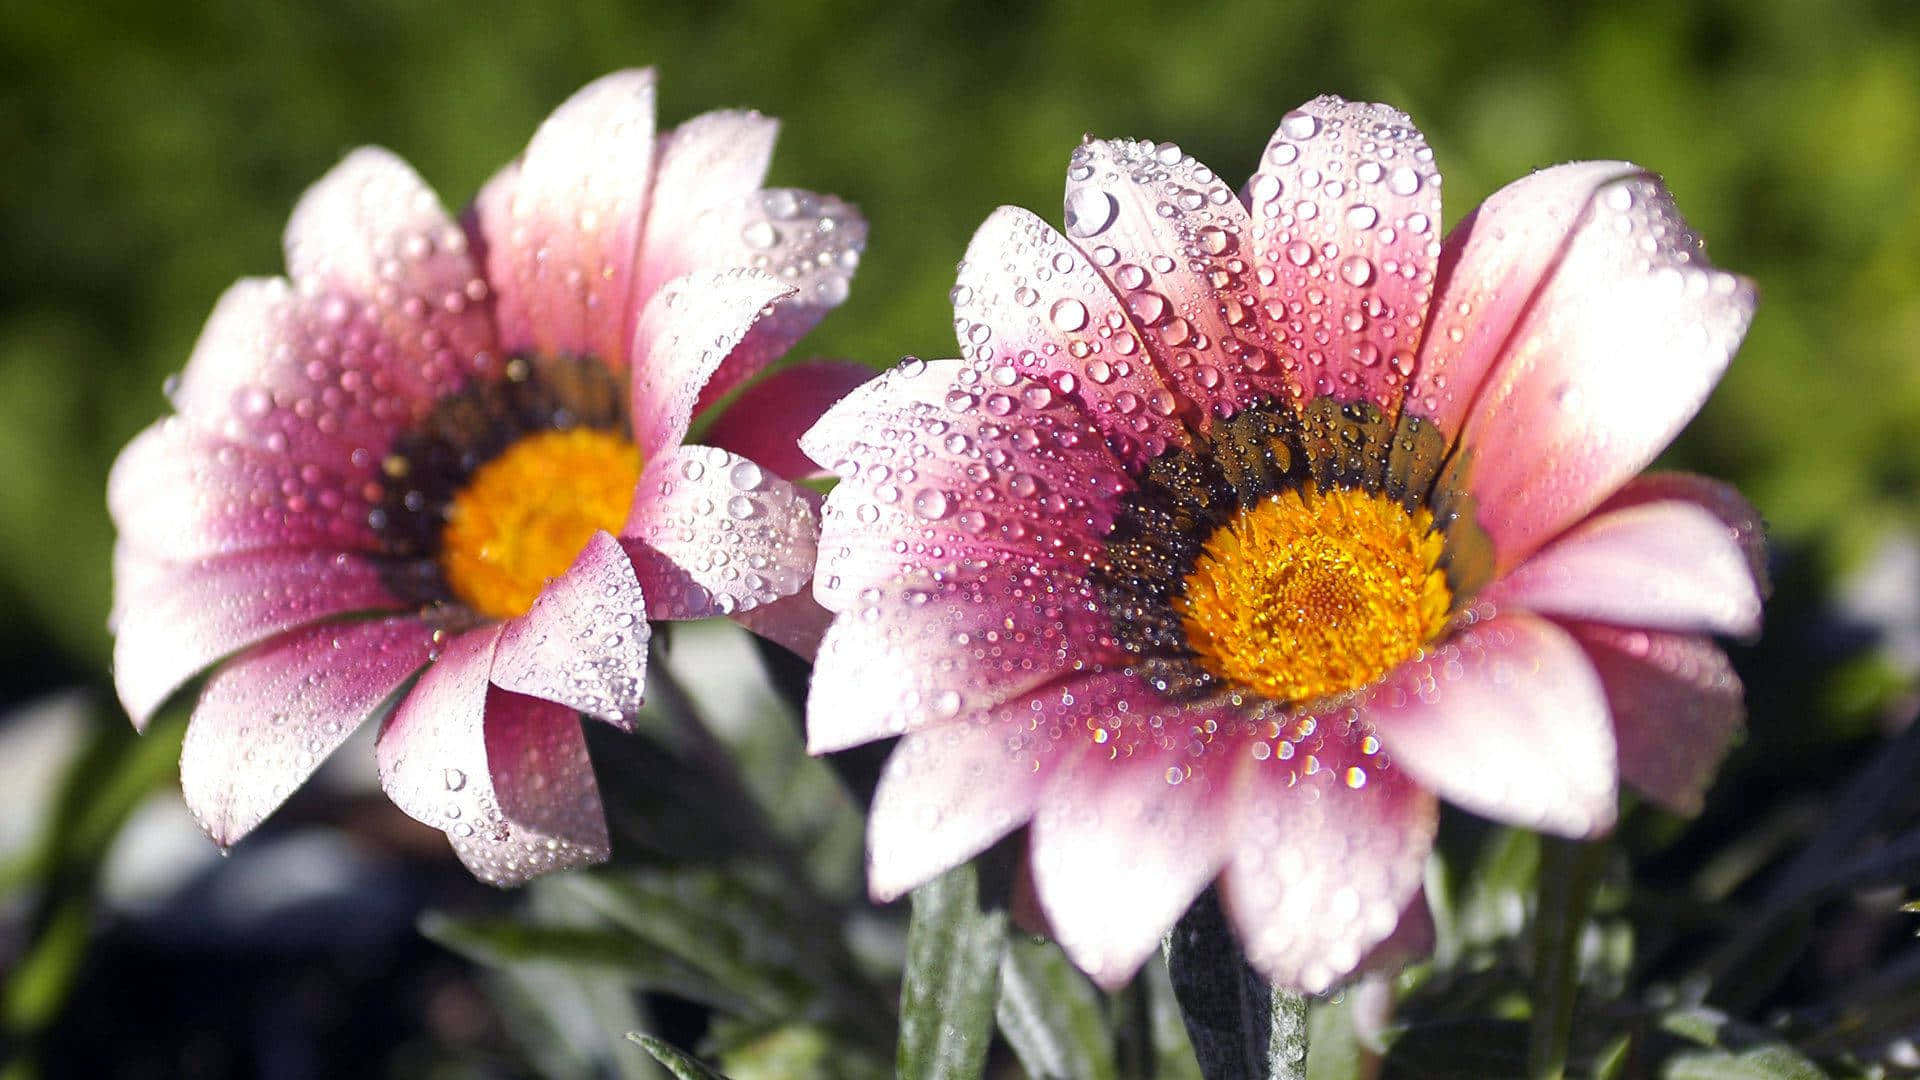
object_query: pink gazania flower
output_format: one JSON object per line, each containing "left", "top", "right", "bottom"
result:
{"left": 802, "top": 96, "right": 1763, "bottom": 991}
{"left": 109, "top": 70, "right": 872, "bottom": 885}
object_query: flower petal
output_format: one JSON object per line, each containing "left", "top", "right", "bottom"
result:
{"left": 730, "top": 587, "right": 835, "bottom": 661}
{"left": 109, "top": 417, "right": 381, "bottom": 561}
{"left": 375, "top": 626, "right": 608, "bottom": 885}
{"left": 470, "top": 69, "right": 657, "bottom": 370}
{"left": 180, "top": 616, "right": 436, "bottom": 846}
{"left": 1405, "top": 162, "right": 1635, "bottom": 438}
{"left": 1246, "top": 96, "right": 1443, "bottom": 416}
{"left": 1063, "top": 137, "right": 1287, "bottom": 424}
{"left": 170, "top": 271, "right": 493, "bottom": 467}
{"left": 628, "top": 267, "right": 796, "bottom": 459}
{"left": 1364, "top": 612, "right": 1618, "bottom": 837}
{"left": 493, "top": 531, "right": 649, "bottom": 729}
{"left": 621, "top": 445, "right": 817, "bottom": 621}
{"left": 1564, "top": 621, "right": 1743, "bottom": 816}
{"left": 806, "top": 570, "right": 1121, "bottom": 754}
{"left": 1441, "top": 170, "right": 1757, "bottom": 574}
{"left": 1219, "top": 720, "right": 1437, "bottom": 993}
{"left": 112, "top": 549, "right": 403, "bottom": 729}
{"left": 953, "top": 206, "right": 1192, "bottom": 467}
{"left": 802, "top": 357, "right": 1128, "bottom": 611}
{"left": 1595, "top": 471, "right": 1768, "bottom": 591}
{"left": 701, "top": 360, "right": 875, "bottom": 482}
{"left": 1028, "top": 698, "right": 1250, "bottom": 989}
{"left": 1484, "top": 496, "right": 1764, "bottom": 638}
{"left": 677, "top": 189, "right": 868, "bottom": 412}
{"left": 866, "top": 698, "right": 1075, "bottom": 902}
{"left": 631, "top": 108, "right": 780, "bottom": 303}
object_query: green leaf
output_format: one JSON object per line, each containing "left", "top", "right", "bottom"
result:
{"left": 629, "top": 1034, "right": 736, "bottom": 1080}
{"left": 1663, "top": 1046, "right": 1828, "bottom": 1080}
{"left": 995, "top": 934, "right": 1117, "bottom": 1080}
{"left": 897, "top": 863, "right": 1007, "bottom": 1080}
{"left": 418, "top": 912, "right": 763, "bottom": 1018}
{"left": 1164, "top": 887, "right": 1308, "bottom": 1080}
{"left": 1528, "top": 837, "right": 1607, "bottom": 1080}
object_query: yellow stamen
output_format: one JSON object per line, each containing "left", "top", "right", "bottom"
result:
{"left": 439, "top": 428, "right": 641, "bottom": 620}
{"left": 1177, "top": 485, "right": 1450, "bottom": 704}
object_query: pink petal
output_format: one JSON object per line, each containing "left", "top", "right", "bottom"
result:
{"left": 170, "top": 273, "right": 492, "bottom": 467}
{"left": 173, "top": 148, "right": 497, "bottom": 462}
{"left": 113, "top": 549, "right": 403, "bottom": 729}
{"left": 1219, "top": 719, "right": 1438, "bottom": 993}
{"left": 866, "top": 700, "right": 1074, "bottom": 902}
{"left": 730, "top": 587, "right": 835, "bottom": 661}
{"left": 1485, "top": 496, "right": 1763, "bottom": 638}
{"left": 801, "top": 357, "right": 1128, "bottom": 611}
{"left": 1063, "top": 138, "right": 1289, "bottom": 425}
{"left": 630, "top": 109, "right": 780, "bottom": 304}
{"left": 1245, "top": 96, "right": 1443, "bottom": 415}
{"left": 375, "top": 626, "right": 609, "bottom": 885}
{"left": 628, "top": 268, "right": 796, "bottom": 459}
{"left": 109, "top": 417, "right": 380, "bottom": 561}
{"left": 621, "top": 445, "right": 817, "bottom": 621}
{"left": 1440, "top": 170, "right": 1757, "bottom": 574}
{"left": 1406, "top": 161, "right": 1639, "bottom": 438}
{"left": 493, "top": 531, "right": 649, "bottom": 729}
{"left": 470, "top": 69, "right": 657, "bottom": 371}
{"left": 679, "top": 189, "right": 868, "bottom": 412}
{"left": 952, "top": 206, "right": 1191, "bottom": 467}
{"left": 280, "top": 147, "right": 497, "bottom": 373}
{"left": 180, "top": 616, "right": 437, "bottom": 846}
{"left": 701, "top": 360, "right": 876, "bottom": 482}
{"left": 806, "top": 570, "right": 1121, "bottom": 754}
{"left": 1027, "top": 700, "right": 1251, "bottom": 989}
{"left": 1364, "top": 612, "right": 1618, "bottom": 837}
{"left": 1596, "top": 472, "right": 1768, "bottom": 591}
{"left": 1564, "top": 621, "right": 1743, "bottom": 816}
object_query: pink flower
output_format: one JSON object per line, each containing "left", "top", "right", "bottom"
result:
{"left": 109, "top": 70, "right": 872, "bottom": 885}
{"left": 802, "top": 96, "right": 1763, "bottom": 991}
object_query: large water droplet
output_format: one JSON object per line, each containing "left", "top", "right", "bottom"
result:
{"left": 1065, "top": 187, "right": 1119, "bottom": 238}
{"left": 1049, "top": 297, "right": 1089, "bottom": 332}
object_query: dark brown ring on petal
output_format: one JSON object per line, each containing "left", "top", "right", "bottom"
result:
{"left": 1090, "top": 394, "right": 1486, "bottom": 706}
{"left": 370, "top": 353, "right": 628, "bottom": 610}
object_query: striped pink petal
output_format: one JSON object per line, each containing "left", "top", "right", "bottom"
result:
{"left": 493, "top": 531, "right": 649, "bottom": 729}
{"left": 470, "top": 69, "right": 657, "bottom": 371}
{"left": 180, "top": 616, "right": 436, "bottom": 845}
{"left": 627, "top": 267, "right": 795, "bottom": 459}
{"left": 702, "top": 360, "right": 876, "bottom": 482}
{"left": 1364, "top": 612, "right": 1618, "bottom": 837}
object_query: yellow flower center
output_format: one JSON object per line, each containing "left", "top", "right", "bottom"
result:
{"left": 1176, "top": 485, "right": 1451, "bottom": 704}
{"left": 439, "top": 428, "right": 642, "bottom": 620}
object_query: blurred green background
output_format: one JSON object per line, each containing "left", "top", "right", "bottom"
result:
{"left": 4, "top": 0, "right": 1918, "bottom": 694}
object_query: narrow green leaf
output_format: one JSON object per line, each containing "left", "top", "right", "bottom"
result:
{"left": 1527, "top": 837, "right": 1606, "bottom": 1080}
{"left": 995, "top": 934, "right": 1117, "bottom": 1080}
{"left": 1164, "top": 886, "right": 1308, "bottom": 1080}
{"left": 629, "top": 1034, "right": 736, "bottom": 1080}
{"left": 419, "top": 912, "right": 762, "bottom": 1018}
{"left": 898, "top": 863, "right": 1007, "bottom": 1080}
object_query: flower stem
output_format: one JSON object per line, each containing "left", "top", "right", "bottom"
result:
{"left": 1527, "top": 835, "right": 1607, "bottom": 1080}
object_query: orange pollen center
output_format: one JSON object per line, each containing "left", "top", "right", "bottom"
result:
{"left": 1176, "top": 485, "right": 1451, "bottom": 704}
{"left": 439, "top": 428, "right": 642, "bottom": 620}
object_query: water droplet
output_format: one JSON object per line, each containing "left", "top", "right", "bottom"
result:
{"left": 1339, "top": 255, "right": 1375, "bottom": 287}
{"left": 1065, "top": 187, "right": 1118, "bottom": 238}
{"left": 1049, "top": 297, "right": 1089, "bottom": 332}
{"left": 1344, "top": 204, "right": 1378, "bottom": 230}
{"left": 912, "top": 488, "right": 952, "bottom": 520}
{"left": 1388, "top": 166, "right": 1421, "bottom": 197}
{"left": 741, "top": 220, "right": 778, "bottom": 250}
{"left": 1280, "top": 109, "right": 1321, "bottom": 140}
